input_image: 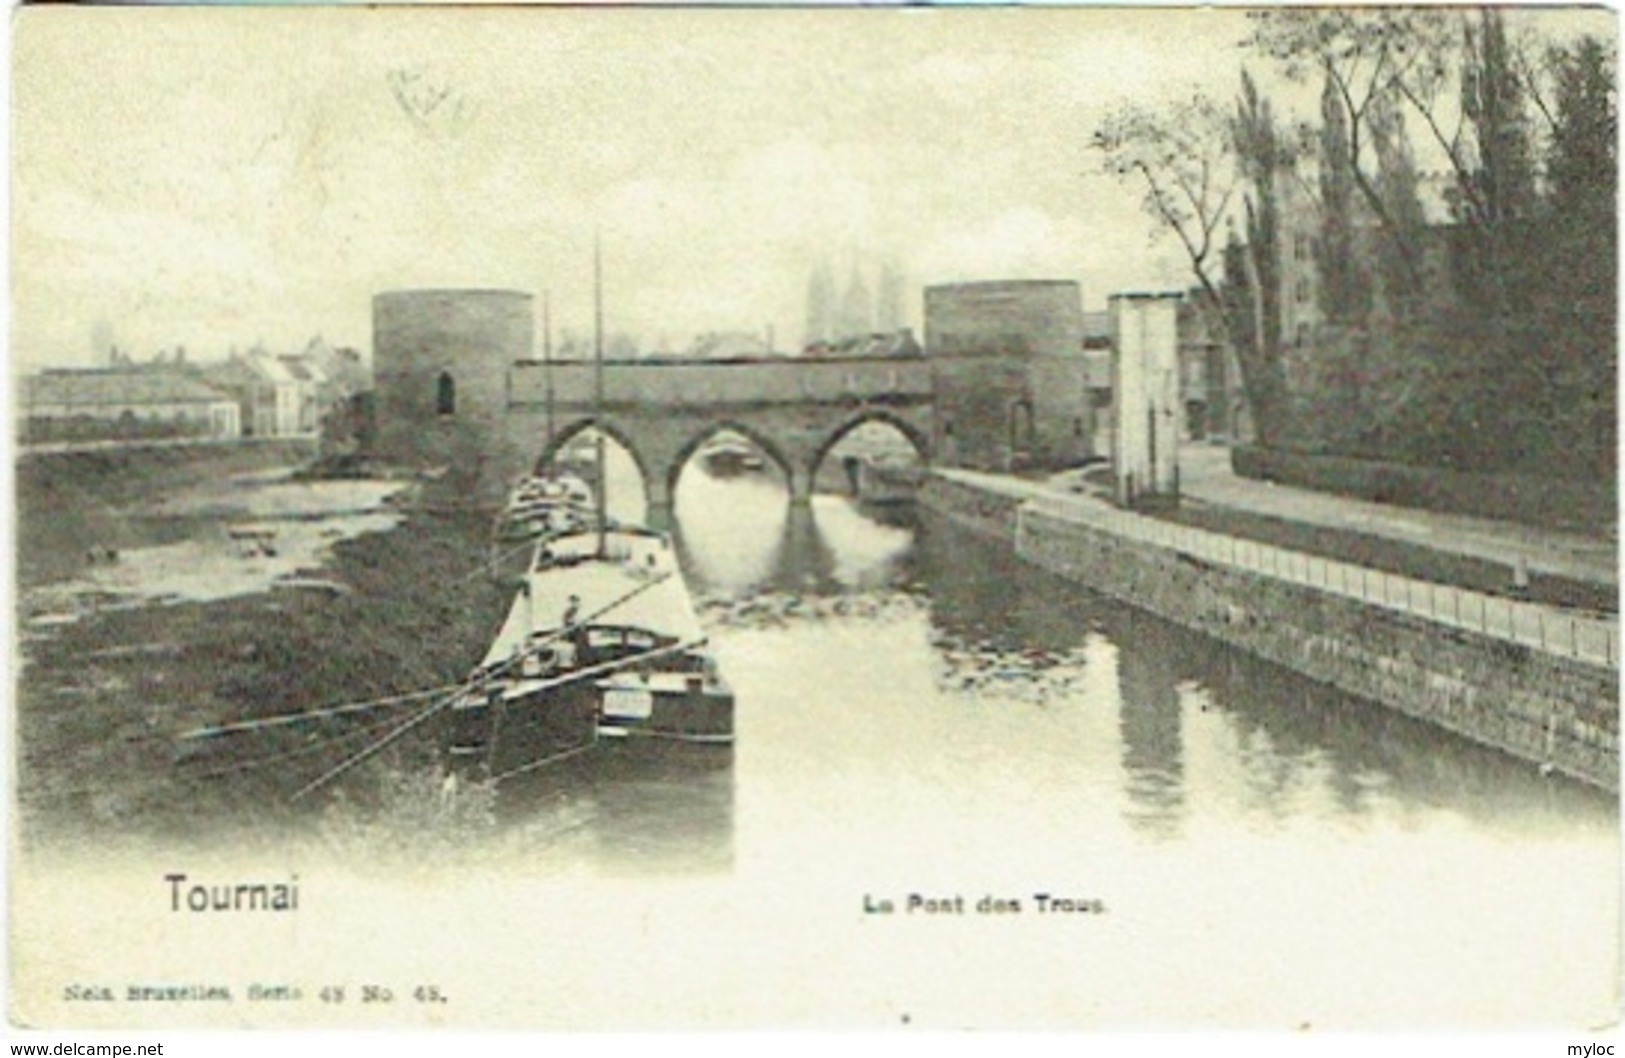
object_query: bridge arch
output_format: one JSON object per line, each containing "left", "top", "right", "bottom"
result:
{"left": 667, "top": 420, "right": 796, "bottom": 501}
{"left": 809, "top": 407, "right": 933, "bottom": 482}
{"left": 534, "top": 415, "right": 658, "bottom": 515}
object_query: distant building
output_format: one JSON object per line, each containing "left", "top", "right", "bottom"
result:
{"left": 1109, "top": 293, "right": 1183, "bottom": 507}
{"left": 685, "top": 331, "right": 774, "bottom": 360}
{"left": 804, "top": 259, "right": 837, "bottom": 349}
{"left": 837, "top": 264, "right": 874, "bottom": 339}
{"left": 21, "top": 369, "right": 239, "bottom": 443}
{"left": 805, "top": 254, "right": 911, "bottom": 349}
{"left": 1176, "top": 294, "right": 1243, "bottom": 442}
{"left": 806, "top": 328, "right": 922, "bottom": 359}
{"left": 1272, "top": 160, "right": 1462, "bottom": 390}
{"left": 277, "top": 355, "right": 324, "bottom": 433}
{"left": 195, "top": 341, "right": 367, "bottom": 439}
{"left": 1074, "top": 293, "right": 1242, "bottom": 457}
{"left": 199, "top": 350, "right": 303, "bottom": 437}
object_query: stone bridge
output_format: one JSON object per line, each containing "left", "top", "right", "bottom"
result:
{"left": 368, "top": 286, "right": 1128, "bottom": 512}
{"left": 368, "top": 284, "right": 935, "bottom": 513}
{"left": 508, "top": 356, "right": 934, "bottom": 510}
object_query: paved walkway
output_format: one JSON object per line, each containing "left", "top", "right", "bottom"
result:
{"left": 938, "top": 461, "right": 1619, "bottom": 666}
{"left": 1172, "top": 446, "right": 1617, "bottom": 590}
{"left": 940, "top": 445, "right": 1618, "bottom": 591}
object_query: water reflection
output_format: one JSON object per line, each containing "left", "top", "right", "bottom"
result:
{"left": 671, "top": 467, "right": 915, "bottom": 597}
{"left": 1110, "top": 609, "right": 1188, "bottom": 839}
{"left": 487, "top": 461, "right": 1611, "bottom": 875}
{"left": 914, "top": 515, "right": 1615, "bottom": 837}
{"left": 493, "top": 743, "right": 734, "bottom": 877}
{"left": 670, "top": 471, "right": 791, "bottom": 594}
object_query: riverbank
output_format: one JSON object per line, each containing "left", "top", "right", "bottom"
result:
{"left": 14, "top": 448, "right": 515, "bottom": 853}
{"left": 922, "top": 472, "right": 1619, "bottom": 790}
{"left": 16, "top": 438, "right": 321, "bottom": 588}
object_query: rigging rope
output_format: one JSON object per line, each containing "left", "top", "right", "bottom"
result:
{"left": 168, "top": 682, "right": 464, "bottom": 742}
{"left": 177, "top": 710, "right": 410, "bottom": 781}
{"left": 488, "top": 739, "right": 599, "bottom": 784}
{"left": 287, "top": 563, "right": 684, "bottom": 801}
{"left": 289, "top": 629, "right": 705, "bottom": 801}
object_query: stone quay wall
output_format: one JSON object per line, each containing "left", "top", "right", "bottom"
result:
{"left": 920, "top": 474, "right": 1619, "bottom": 790}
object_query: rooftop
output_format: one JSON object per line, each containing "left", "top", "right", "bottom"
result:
{"left": 25, "top": 370, "right": 232, "bottom": 407}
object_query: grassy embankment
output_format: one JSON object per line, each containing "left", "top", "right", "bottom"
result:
{"left": 15, "top": 448, "right": 513, "bottom": 850}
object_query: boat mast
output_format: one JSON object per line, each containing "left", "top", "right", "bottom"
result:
{"left": 593, "top": 230, "right": 608, "bottom": 559}
{"left": 543, "top": 288, "right": 555, "bottom": 468}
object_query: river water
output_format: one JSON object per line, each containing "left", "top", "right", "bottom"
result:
{"left": 14, "top": 454, "right": 1616, "bottom": 1029}
{"left": 510, "top": 455, "right": 1618, "bottom": 1025}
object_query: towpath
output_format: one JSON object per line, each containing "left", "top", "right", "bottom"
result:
{"left": 994, "top": 446, "right": 1615, "bottom": 591}
{"left": 1173, "top": 446, "right": 1617, "bottom": 591}
{"left": 937, "top": 458, "right": 1619, "bottom": 667}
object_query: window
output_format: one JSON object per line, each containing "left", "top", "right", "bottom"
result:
{"left": 1295, "top": 279, "right": 1310, "bottom": 305}
{"left": 436, "top": 371, "right": 456, "bottom": 416}
{"left": 1293, "top": 232, "right": 1310, "bottom": 262}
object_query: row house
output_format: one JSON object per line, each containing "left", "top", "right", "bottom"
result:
{"left": 197, "top": 340, "right": 371, "bottom": 438}
{"left": 21, "top": 369, "right": 240, "bottom": 444}
{"left": 199, "top": 351, "right": 303, "bottom": 438}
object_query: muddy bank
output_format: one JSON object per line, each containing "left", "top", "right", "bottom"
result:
{"left": 15, "top": 492, "right": 513, "bottom": 854}
{"left": 16, "top": 440, "right": 319, "bottom": 588}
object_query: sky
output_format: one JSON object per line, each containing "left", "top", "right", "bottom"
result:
{"left": 8, "top": 6, "right": 1613, "bottom": 370}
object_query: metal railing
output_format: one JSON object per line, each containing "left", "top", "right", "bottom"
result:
{"left": 1023, "top": 493, "right": 1619, "bottom": 670}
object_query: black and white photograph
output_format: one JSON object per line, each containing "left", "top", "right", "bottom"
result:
{"left": 6, "top": 3, "right": 1619, "bottom": 1042}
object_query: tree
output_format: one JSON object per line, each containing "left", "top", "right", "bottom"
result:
{"left": 1460, "top": 10, "right": 1538, "bottom": 225}
{"left": 1315, "top": 71, "right": 1370, "bottom": 323}
{"left": 1542, "top": 33, "right": 1617, "bottom": 474}
{"left": 1546, "top": 35, "right": 1617, "bottom": 226}
{"left": 1091, "top": 93, "right": 1235, "bottom": 305}
{"left": 1092, "top": 88, "right": 1292, "bottom": 443}
{"left": 1446, "top": 9, "right": 1541, "bottom": 320}
{"left": 1228, "top": 71, "right": 1292, "bottom": 440}
{"left": 1367, "top": 95, "right": 1430, "bottom": 320}
{"left": 1245, "top": 9, "right": 1456, "bottom": 291}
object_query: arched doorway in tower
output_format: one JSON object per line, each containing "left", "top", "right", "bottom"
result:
{"left": 1007, "top": 399, "right": 1035, "bottom": 471}
{"left": 435, "top": 371, "right": 457, "bottom": 417}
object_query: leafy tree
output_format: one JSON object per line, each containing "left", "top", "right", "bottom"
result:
{"left": 1543, "top": 33, "right": 1617, "bottom": 475}
{"left": 1446, "top": 9, "right": 1541, "bottom": 321}
{"left": 1091, "top": 77, "right": 1316, "bottom": 444}
{"left": 1459, "top": 10, "right": 1538, "bottom": 226}
{"left": 1092, "top": 92, "right": 1296, "bottom": 443}
{"left": 1367, "top": 95, "right": 1429, "bottom": 320}
{"left": 1546, "top": 35, "right": 1617, "bottom": 226}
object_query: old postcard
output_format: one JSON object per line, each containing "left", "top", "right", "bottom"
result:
{"left": 7, "top": 3, "right": 1619, "bottom": 1038}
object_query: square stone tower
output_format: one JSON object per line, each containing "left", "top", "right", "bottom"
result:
{"left": 1109, "top": 292, "right": 1182, "bottom": 508}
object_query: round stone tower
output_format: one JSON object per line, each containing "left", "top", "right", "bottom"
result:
{"left": 372, "top": 289, "right": 533, "bottom": 500}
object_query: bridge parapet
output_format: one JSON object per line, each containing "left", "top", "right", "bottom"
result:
{"left": 508, "top": 355, "right": 931, "bottom": 409}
